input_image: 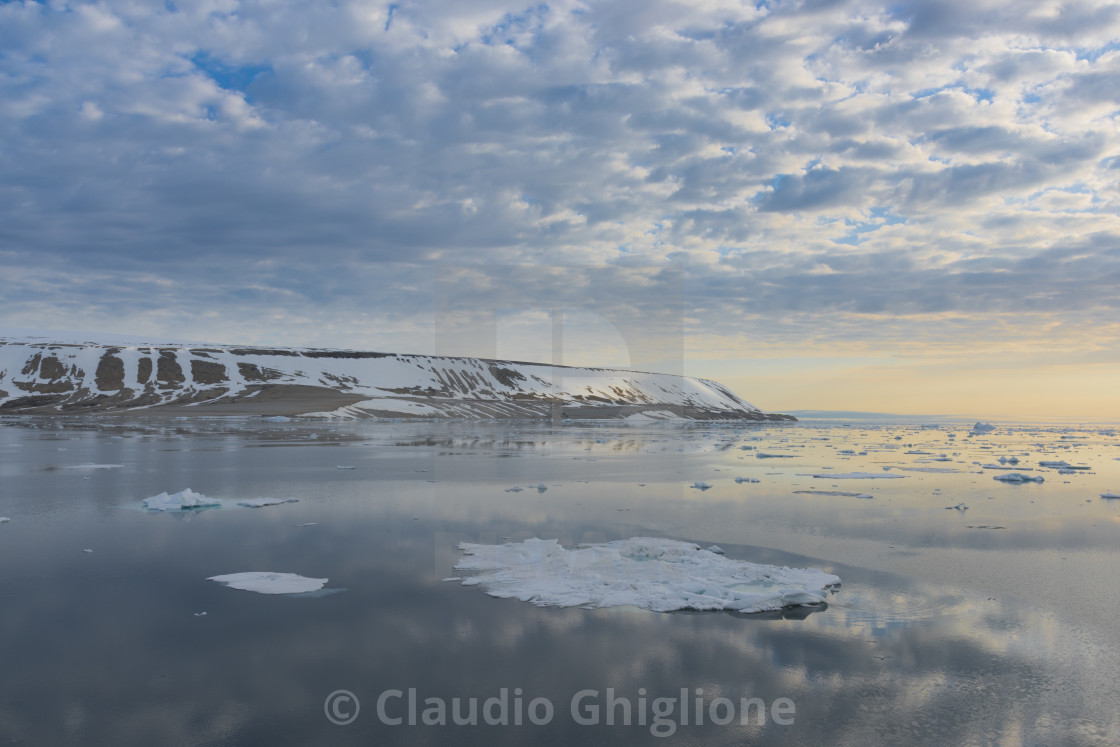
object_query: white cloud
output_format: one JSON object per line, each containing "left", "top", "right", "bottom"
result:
{"left": 0, "top": 0, "right": 1117, "bottom": 381}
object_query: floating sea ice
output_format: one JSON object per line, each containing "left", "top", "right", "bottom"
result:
{"left": 993, "top": 473, "right": 1044, "bottom": 484}
{"left": 143, "top": 489, "right": 222, "bottom": 511}
{"left": 0, "top": 517, "right": 9, "bottom": 524}
{"left": 794, "top": 490, "right": 873, "bottom": 499}
{"left": 207, "top": 572, "right": 328, "bottom": 595}
{"left": 706, "top": 545, "right": 725, "bottom": 554}
{"left": 237, "top": 497, "right": 299, "bottom": 508}
{"left": 810, "top": 472, "right": 905, "bottom": 479}
{"left": 505, "top": 486, "right": 524, "bottom": 493}
{"left": 336, "top": 465, "right": 356, "bottom": 470}
{"left": 690, "top": 481, "right": 713, "bottom": 490}
{"left": 971, "top": 422, "right": 996, "bottom": 433}
{"left": 945, "top": 503, "right": 969, "bottom": 511}
{"left": 756, "top": 453, "right": 796, "bottom": 459}
{"left": 452, "top": 538, "right": 840, "bottom": 613}
{"left": 1101, "top": 492, "right": 1120, "bottom": 499}
{"left": 1039, "top": 460, "right": 1070, "bottom": 469}
{"left": 734, "top": 477, "right": 760, "bottom": 484}
{"left": 535, "top": 484, "right": 548, "bottom": 494}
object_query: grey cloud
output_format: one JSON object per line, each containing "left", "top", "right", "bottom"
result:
{"left": 757, "top": 168, "right": 870, "bottom": 212}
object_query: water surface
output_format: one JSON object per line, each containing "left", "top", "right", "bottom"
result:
{"left": 1, "top": 417, "right": 1117, "bottom": 745}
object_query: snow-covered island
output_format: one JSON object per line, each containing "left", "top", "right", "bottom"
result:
{"left": 0, "top": 333, "right": 793, "bottom": 421}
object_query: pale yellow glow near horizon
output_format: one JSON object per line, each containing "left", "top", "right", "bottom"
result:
{"left": 720, "top": 360, "right": 1120, "bottom": 420}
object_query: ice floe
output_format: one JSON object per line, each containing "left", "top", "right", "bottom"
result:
{"left": 734, "top": 477, "right": 760, "bottom": 483}
{"left": 143, "top": 489, "right": 222, "bottom": 511}
{"left": 809, "top": 472, "right": 905, "bottom": 479}
{"left": 207, "top": 572, "right": 328, "bottom": 595}
{"left": 793, "top": 490, "right": 873, "bottom": 499}
{"left": 237, "top": 497, "right": 299, "bottom": 508}
{"left": 0, "top": 517, "right": 10, "bottom": 523}
{"left": 690, "top": 481, "right": 713, "bottom": 490}
{"left": 993, "top": 473, "right": 1044, "bottom": 484}
{"left": 452, "top": 537, "right": 840, "bottom": 613}
{"left": 1101, "top": 492, "right": 1120, "bottom": 500}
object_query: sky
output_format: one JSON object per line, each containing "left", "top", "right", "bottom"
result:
{"left": 1, "top": 0, "right": 1118, "bottom": 419}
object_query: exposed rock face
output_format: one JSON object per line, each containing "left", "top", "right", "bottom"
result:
{"left": 95, "top": 352, "right": 125, "bottom": 390}
{"left": 0, "top": 337, "right": 795, "bottom": 421}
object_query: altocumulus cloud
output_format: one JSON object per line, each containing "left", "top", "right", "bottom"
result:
{"left": 0, "top": 0, "right": 1117, "bottom": 360}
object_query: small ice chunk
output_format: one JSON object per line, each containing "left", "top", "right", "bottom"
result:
{"left": 810, "top": 472, "right": 905, "bottom": 479}
{"left": 237, "top": 497, "right": 299, "bottom": 508}
{"left": 734, "top": 477, "right": 760, "bottom": 484}
{"left": 143, "top": 489, "right": 221, "bottom": 511}
{"left": 452, "top": 537, "right": 840, "bottom": 613}
{"left": 993, "top": 473, "right": 1044, "bottom": 483}
{"left": 82, "top": 548, "right": 93, "bottom": 553}
{"left": 794, "top": 490, "right": 873, "bottom": 499}
{"left": 0, "top": 517, "right": 9, "bottom": 524}
{"left": 207, "top": 572, "right": 328, "bottom": 595}
{"left": 690, "top": 481, "right": 712, "bottom": 490}
{"left": 706, "top": 545, "right": 725, "bottom": 554}
{"left": 945, "top": 503, "right": 968, "bottom": 511}
{"left": 194, "top": 611, "right": 207, "bottom": 616}
{"left": 505, "top": 486, "right": 524, "bottom": 493}
{"left": 1101, "top": 492, "right": 1120, "bottom": 499}
{"left": 1039, "top": 460, "right": 1070, "bottom": 469}
{"left": 756, "top": 453, "right": 796, "bottom": 459}
{"left": 336, "top": 465, "right": 356, "bottom": 470}
{"left": 535, "top": 484, "right": 548, "bottom": 493}
{"left": 971, "top": 422, "right": 996, "bottom": 433}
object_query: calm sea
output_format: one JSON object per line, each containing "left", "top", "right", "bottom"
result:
{"left": 1, "top": 417, "right": 1118, "bottom": 745}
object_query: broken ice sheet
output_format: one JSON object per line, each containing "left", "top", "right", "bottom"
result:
{"left": 207, "top": 572, "right": 329, "bottom": 595}
{"left": 452, "top": 537, "right": 840, "bottom": 613}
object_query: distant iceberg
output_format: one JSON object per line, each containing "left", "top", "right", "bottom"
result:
{"left": 208, "top": 572, "right": 328, "bottom": 595}
{"left": 452, "top": 537, "right": 840, "bottom": 613}
{"left": 970, "top": 422, "right": 996, "bottom": 433}
{"left": 143, "top": 489, "right": 221, "bottom": 511}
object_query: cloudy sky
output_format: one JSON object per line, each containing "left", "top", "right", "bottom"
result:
{"left": 2, "top": 0, "right": 1118, "bottom": 417}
